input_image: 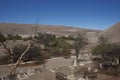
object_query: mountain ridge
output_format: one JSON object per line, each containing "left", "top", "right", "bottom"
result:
{"left": 0, "top": 23, "right": 101, "bottom": 36}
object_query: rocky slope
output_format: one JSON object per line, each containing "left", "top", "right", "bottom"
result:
{"left": 104, "top": 22, "right": 120, "bottom": 43}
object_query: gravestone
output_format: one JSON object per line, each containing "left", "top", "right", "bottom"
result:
{"left": 17, "top": 72, "right": 28, "bottom": 80}
{"left": 27, "top": 69, "right": 34, "bottom": 76}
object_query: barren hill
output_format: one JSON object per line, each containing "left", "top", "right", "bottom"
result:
{"left": 0, "top": 23, "right": 101, "bottom": 43}
{"left": 104, "top": 22, "right": 120, "bottom": 43}
{"left": 0, "top": 23, "right": 100, "bottom": 34}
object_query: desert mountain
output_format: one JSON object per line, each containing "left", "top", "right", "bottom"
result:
{"left": 1, "top": 22, "right": 120, "bottom": 44}
{"left": 0, "top": 23, "right": 101, "bottom": 43}
{"left": 104, "top": 22, "right": 120, "bottom": 43}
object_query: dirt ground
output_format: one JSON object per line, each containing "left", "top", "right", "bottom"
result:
{"left": 97, "top": 73, "right": 120, "bottom": 80}
{"left": 0, "top": 57, "right": 120, "bottom": 80}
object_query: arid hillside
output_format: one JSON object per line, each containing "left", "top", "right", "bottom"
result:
{"left": 0, "top": 23, "right": 101, "bottom": 43}
{"left": 1, "top": 22, "right": 120, "bottom": 46}
{"left": 104, "top": 22, "right": 120, "bottom": 43}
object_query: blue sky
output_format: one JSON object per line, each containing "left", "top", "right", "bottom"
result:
{"left": 0, "top": 0, "right": 120, "bottom": 30}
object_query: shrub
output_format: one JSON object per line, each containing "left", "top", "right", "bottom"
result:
{"left": 12, "top": 44, "right": 50, "bottom": 63}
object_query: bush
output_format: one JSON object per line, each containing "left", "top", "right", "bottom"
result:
{"left": 91, "top": 44, "right": 112, "bottom": 57}
{"left": 12, "top": 44, "right": 27, "bottom": 62}
{"left": 12, "top": 44, "right": 50, "bottom": 63}
{"left": 7, "top": 34, "right": 22, "bottom": 40}
{"left": 50, "top": 38, "right": 72, "bottom": 57}
{"left": 50, "top": 47, "right": 62, "bottom": 57}
{"left": 0, "top": 32, "right": 6, "bottom": 42}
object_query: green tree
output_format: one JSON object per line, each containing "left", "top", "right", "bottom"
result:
{"left": 7, "top": 34, "right": 22, "bottom": 41}
{"left": 50, "top": 38, "right": 71, "bottom": 57}
{"left": 92, "top": 43, "right": 112, "bottom": 57}
{"left": 91, "top": 34, "right": 112, "bottom": 58}
{"left": 61, "top": 35, "right": 74, "bottom": 40}
{"left": 7, "top": 34, "right": 14, "bottom": 40}
{"left": 14, "top": 34, "right": 22, "bottom": 40}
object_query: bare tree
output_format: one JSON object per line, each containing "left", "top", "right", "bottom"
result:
{"left": 35, "top": 33, "right": 56, "bottom": 53}
{"left": 74, "top": 33, "right": 88, "bottom": 64}
{"left": 0, "top": 32, "right": 15, "bottom": 72}
{"left": 97, "top": 34, "right": 108, "bottom": 46}
{"left": 12, "top": 22, "right": 38, "bottom": 73}
{"left": 12, "top": 42, "right": 32, "bottom": 73}
{"left": 0, "top": 22, "right": 38, "bottom": 74}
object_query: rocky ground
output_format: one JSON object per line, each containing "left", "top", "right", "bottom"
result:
{"left": 0, "top": 57, "right": 120, "bottom": 80}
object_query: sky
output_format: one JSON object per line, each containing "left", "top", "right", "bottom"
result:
{"left": 0, "top": 0, "right": 120, "bottom": 30}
